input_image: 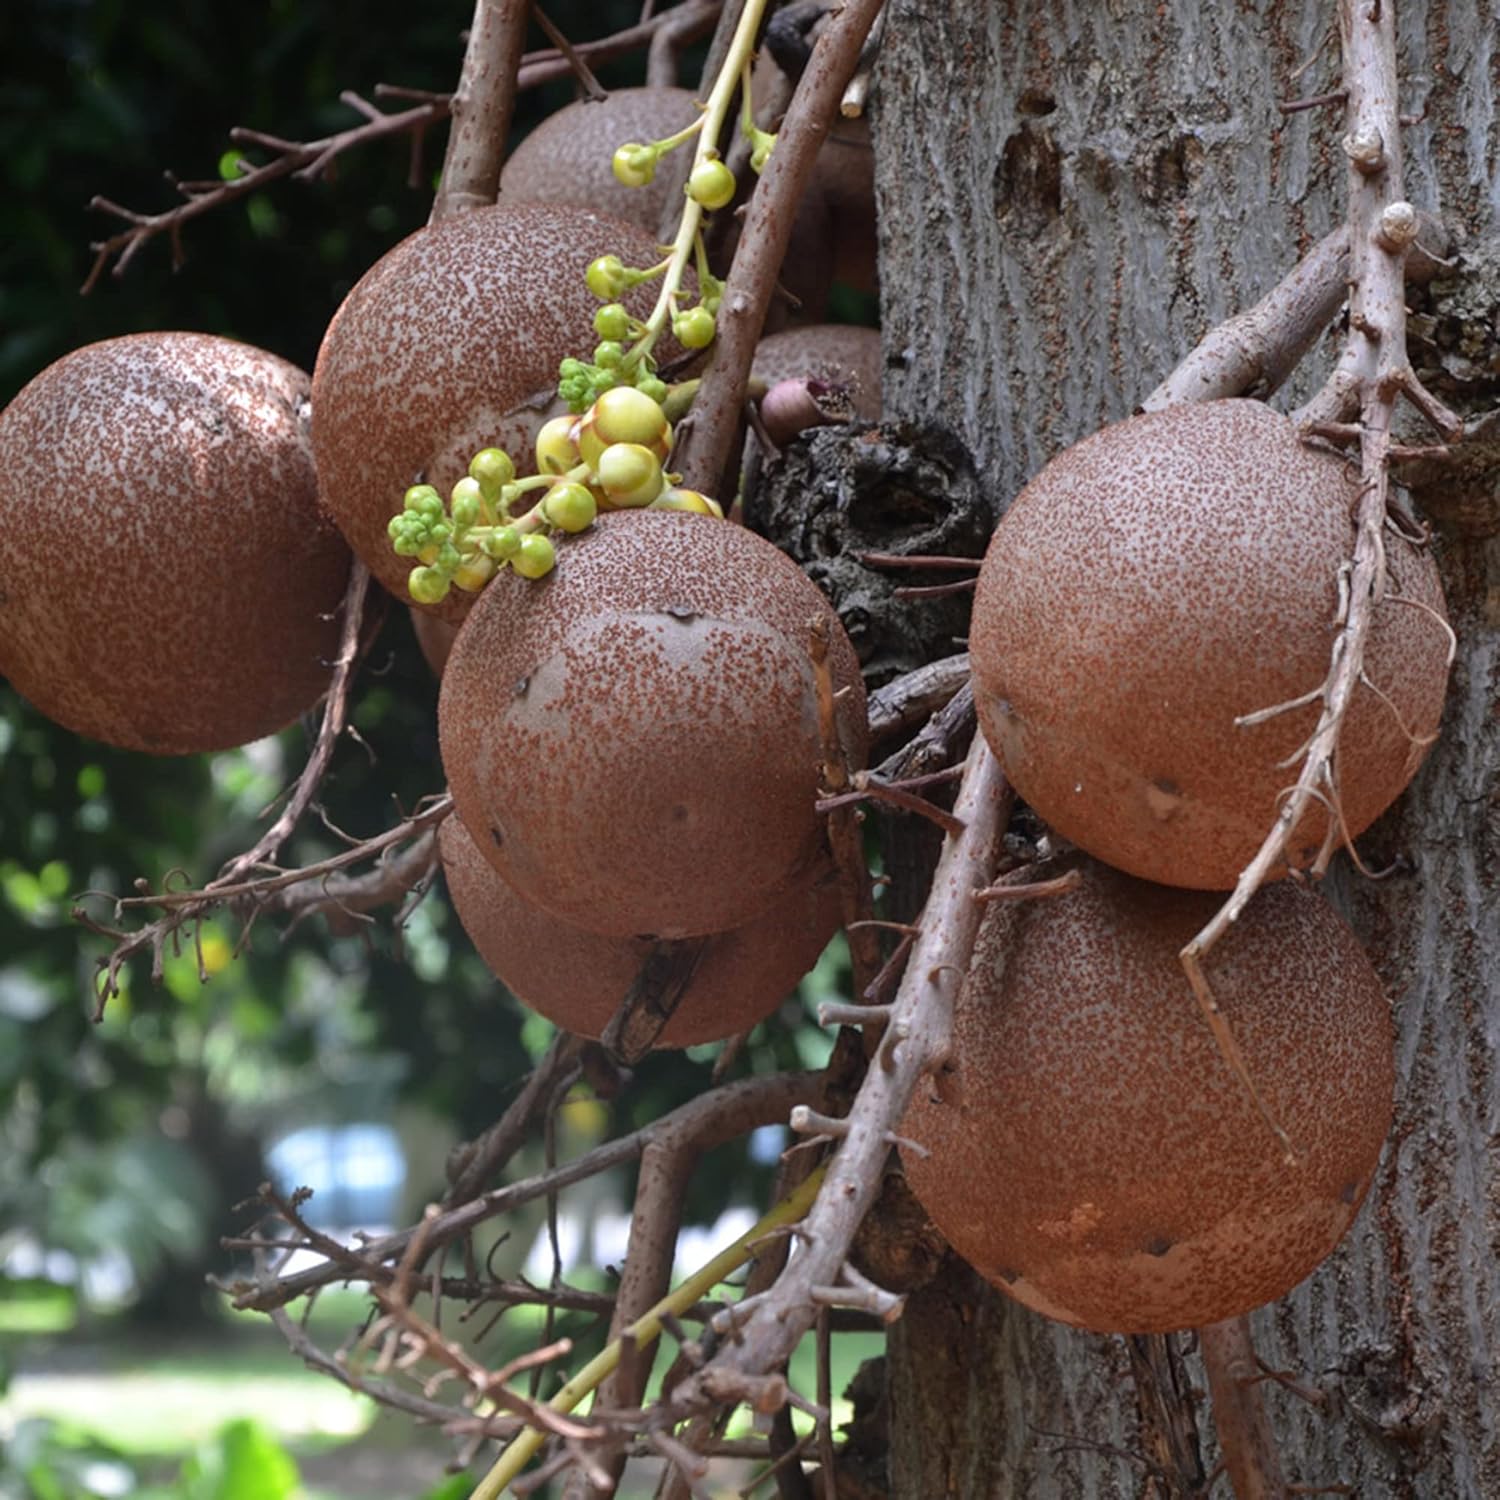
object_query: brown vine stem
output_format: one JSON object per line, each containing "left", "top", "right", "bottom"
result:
{"left": 1180, "top": 0, "right": 1462, "bottom": 1083}
{"left": 672, "top": 0, "right": 888, "bottom": 495}
{"left": 1200, "top": 1317, "right": 1287, "bottom": 1499}
{"left": 430, "top": 0, "right": 528, "bottom": 222}
{"left": 663, "top": 739, "right": 1010, "bottom": 1417}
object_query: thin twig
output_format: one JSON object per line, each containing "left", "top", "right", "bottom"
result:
{"left": 1200, "top": 1316, "right": 1288, "bottom": 1499}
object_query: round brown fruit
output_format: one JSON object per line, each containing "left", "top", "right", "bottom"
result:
{"left": 500, "top": 87, "right": 702, "bottom": 235}
{"left": 0, "top": 333, "right": 351, "bottom": 754}
{"left": 411, "top": 607, "right": 459, "bottom": 679}
{"left": 311, "top": 203, "right": 682, "bottom": 614}
{"left": 440, "top": 815, "right": 840, "bottom": 1047}
{"left": 970, "top": 399, "right": 1450, "bottom": 890}
{"left": 439, "top": 511, "right": 866, "bottom": 940}
{"left": 901, "top": 856, "right": 1394, "bottom": 1334}
{"left": 752, "top": 325, "right": 882, "bottom": 426}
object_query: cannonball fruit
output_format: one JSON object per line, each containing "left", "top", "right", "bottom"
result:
{"left": 501, "top": 88, "right": 702, "bottom": 234}
{"left": 0, "top": 333, "right": 352, "bottom": 754}
{"left": 970, "top": 399, "right": 1451, "bottom": 889}
{"left": 439, "top": 511, "right": 866, "bottom": 940}
{"left": 311, "top": 203, "right": 681, "bottom": 613}
{"left": 440, "top": 816, "right": 840, "bottom": 1047}
{"left": 901, "top": 857, "right": 1394, "bottom": 1333}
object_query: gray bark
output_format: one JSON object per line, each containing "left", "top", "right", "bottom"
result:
{"left": 871, "top": 1, "right": 1500, "bottom": 1495}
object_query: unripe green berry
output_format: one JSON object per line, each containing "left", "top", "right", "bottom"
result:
{"left": 596, "top": 442, "right": 665, "bottom": 508}
{"left": 612, "top": 142, "right": 658, "bottom": 189}
{"left": 409, "top": 566, "right": 449, "bottom": 604}
{"left": 469, "top": 447, "right": 515, "bottom": 496}
{"left": 586, "top": 254, "right": 629, "bottom": 301}
{"left": 512, "top": 533, "right": 557, "bottom": 580}
{"left": 687, "top": 157, "right": 735, "bottom": 211}
{"left": 594, "top": 304, "right": 631, "bottom": 341}
{"left": 543, "top": 482, "right": 598, "bottom": 534}
{"left": 536, "top": 415, "right": 581, "bottom": 476}
{"left": 673, "top": 306, "right": 716, "bottom": 350}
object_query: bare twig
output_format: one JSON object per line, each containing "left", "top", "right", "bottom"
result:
{"left": 1200, "top": 1316, "right": 1289, "bottom": 1499}
{"left": 529, "top": 5, "right": 608, "bottom": 101}
{"left": 663, "top": 739, "right": 1011, "bottom": 1419}
{"left": 430, "top": 0, "right": 528, "bottom": 221}
{"left": 233, "top": 1070, "right": 821, "bottom": 1313}
{"left": 672, "top": 0, "right": 888, "bottom": 494}
{"left": 866, "top": 653, "right": 971, "bottom": 743}
{"left": 1179, "top": 0, "right": 1461, "bottom": 1118}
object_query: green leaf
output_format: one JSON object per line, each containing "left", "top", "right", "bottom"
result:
{"left": 175, "top": 1419, "right": 300, "bottom": 1500}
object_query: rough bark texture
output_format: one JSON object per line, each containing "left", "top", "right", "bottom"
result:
{"left": 871, "top": 1, "right": 1500, "bottom": 1496}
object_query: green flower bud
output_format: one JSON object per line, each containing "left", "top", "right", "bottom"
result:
{"left": 543, "top": 482, "right": 598, "bottom": 534}
{"left": 594, "top": 341, "right": 624, "bottom": 370}
{"left": 450, "top": 476, "right": 484, "bottom": 530}
{"left": 483, "top": 525, "right": 523, "bottom": 561}
{"left": 409, "top": 566, "right": 449, "bottom": 604}
{"left": 596, "top": 442, "right": 665, "bottom": 508}
{"left": 672, "top": 306, "right": 716, "bottom": 350}
{"left": 469, "top": 447, "right": 515, "bottom": 496}
{"left": 585, "top": 254, "right": 630, "bottom": 301}
{"left": 637, "top": 375, "right": 669, "bottom": 405}
{"left": 594, "top": 303, "right": 631, "bottom": 341}
{"left": 612, "top": 142, "right": 658, "bottom": 189}
{"left": 512, "top": 533, "right": 557, "bottom": 580}
{"left": 687, "top": 156, "right": 735, "bottom": 211}
{"left": 404, "top": 483, "right": 441, "bottom": 514}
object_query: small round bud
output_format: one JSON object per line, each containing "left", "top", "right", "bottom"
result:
{"left": 594, "top": 303, "right": 631, "bottom": 342}
{"left": 469, "top": 447, "right": 515, "bottom": 496}
{"left": 482, "top": 525, "right": 523, "bottom": 561}
{"left": 512, "top": 533, "right": 557, "bottom": 580}
{"left": 611, "top": 142, "right": 658, "bottom": 189}
{"left": 537, "top": 415, "right": 582, "bottom": 476}
{"left": 543, "top": 482, "right": 599, "bottom": 534}
{"left": 404, "top": 483, "right": 441, "bottom": 515}
{"left": 594, "top": 341, "right": 624, "bottom": 370}
{"left": 450, "top": 476, "right": 484, "bottom": 529}
{"left": 586, "top": 254, "right": 630, "bottom": 301}
{"left": 452, "top": 553, "right": 497, "bottom": 592}
{"left": 672, "top": 306, "right": 716, "bottom": 350}
{"left": 687, "top": 156, "right": 736, "bottom": 211}
{"left": 637, "top": 375, "right": 669, "bottom": 405}
{"left": 596, "top": 442, "right": 665, "bottom": 508}
{"left": 409, "top": 566, "right": 449, "bottom": 604}
{"left": 651, "top": 487, "right": 724, "bottom": 517}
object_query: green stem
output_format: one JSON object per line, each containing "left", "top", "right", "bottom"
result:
{"left": 469, "top": 1162, "right": 826, "bottom": 1498}
{"left": 624, "top": 0, "right": 771, "bottom": 371}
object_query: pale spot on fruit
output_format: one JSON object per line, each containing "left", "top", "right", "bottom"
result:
{"left": 1146, "top": 779, "right": 1183, "bottom": 822}
{"left": 1037, "top": 1201, "right": 1103, "bottom": 1243}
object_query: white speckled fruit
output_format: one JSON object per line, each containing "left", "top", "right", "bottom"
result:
{"left": 439, "top": 511, "right": 867, "bottom": 940}
{"left": 0, "top": 333, "right": 351, "bottom": 754}
{"left": 901, "top": 857, "right": 1394, "bottom": 1334}
{"left": 311, "top": 203, "right": 681, "bottom": 614}
{"left": 970, "top": 399, "right": 1451, "bottom": 889}
{"left": 440, "top": 815, "right": 840, "bottom": 1047}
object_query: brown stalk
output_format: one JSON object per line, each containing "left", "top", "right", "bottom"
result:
{"left": 1201, "top": 1317, "right": 1288, "bottom": 1499}
{"left": 430, "top": 0, "right": 529, "bottom": 221}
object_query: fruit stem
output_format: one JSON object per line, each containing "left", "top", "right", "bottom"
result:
{"left": 470, "top": 1162, "right": 827, "bottom": 1499}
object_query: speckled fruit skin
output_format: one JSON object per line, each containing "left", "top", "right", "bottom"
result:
{"left": 439, "top": 511, "right": 867, "bottom": 940}
{"left": 970, "top": 399, "right": 1451, "bottom": 890}
{"left": 900, "top": 858, "right": 1394, "bottom": 1334}
{"left": 311, "top": 204, "right": 679, "bottom": 616}
{"left": 0, "top": 333, "right": 351, "bottom": 754}
{"left": 440, "top": 816, "right": 839, "bottom": 1047}
{"left": 500, "top": 87, "right": 701, "bottom": 233}
{"left": 751, "top": 325, "right": 882, "bottom": 422}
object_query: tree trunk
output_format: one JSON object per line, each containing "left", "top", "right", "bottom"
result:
{"left": 870, "top": 1, "right": 1500, "bottom": 1494}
